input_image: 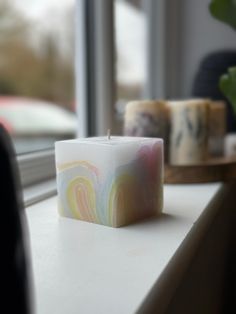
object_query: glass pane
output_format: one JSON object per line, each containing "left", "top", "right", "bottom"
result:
{"left": 0, "top": 0, "right": 76, "bottom": 154}
{"left": 114, "top": 0, "right": 147, "bottom": 134}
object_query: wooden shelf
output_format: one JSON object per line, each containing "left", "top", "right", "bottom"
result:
{"left": 164, "top": 157, "right": 236, "bottom": 183}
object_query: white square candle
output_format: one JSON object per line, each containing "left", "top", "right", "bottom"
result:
{"left": 55, "top": 136, "right": 163, "bottom": 227}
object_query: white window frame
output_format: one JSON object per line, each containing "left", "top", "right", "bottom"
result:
{"left": 144, "top": 0, "right": 182, "bottom": 99}
{"left": 18, "top": 150, "right": 55, "bottom": 187}
{"left": 17, "top": 150, "right": 56, "bottom": 206}
{"left": 76, "top": 0, "right": 115, "bottom": 137}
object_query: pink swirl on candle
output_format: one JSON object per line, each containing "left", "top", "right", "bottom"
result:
{"left": 137, "top": 142, "right": 163, "bottom": 212}
{"left": 138, "top": 142, "right": 162, "bottom": 183}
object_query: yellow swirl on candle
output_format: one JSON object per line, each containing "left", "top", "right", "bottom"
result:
{"left": 108, "top": 173, "right": 141, "bottom": 227}
{"left": 66, "top": 176, "right": 98, "bottom": 223}
{"left": 57, "top": 160, "right": 99, "bottom": 177}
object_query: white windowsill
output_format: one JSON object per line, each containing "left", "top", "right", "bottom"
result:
{"left": 25, "top": 183, "right": 221, "bottom": 314}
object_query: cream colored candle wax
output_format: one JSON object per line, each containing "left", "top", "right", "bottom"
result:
{"left": 209, "top": 101, "right": 226, "bottom": 157}
{"left": 225, "top": 134, "right": 236, "bottom": 158}
{"left": 168, "top": 99, "right": 210, "bottom": 165}
{"left": 124, "top": 100, "right": 169, "bottom": 160}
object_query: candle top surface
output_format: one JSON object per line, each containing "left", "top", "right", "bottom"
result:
{"left": 56, "top": 136, "right": 163, "bottom": 146}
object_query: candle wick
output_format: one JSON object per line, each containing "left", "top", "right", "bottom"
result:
{"left": 107, "top": 129, "right": 111, "bottom": 140}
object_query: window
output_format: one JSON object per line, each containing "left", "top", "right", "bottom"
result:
{"left": 2, "top": 0, "right": 232, "bottom": 193}
{"left": 0, "top": 0, "right": 76, "bottom": 155}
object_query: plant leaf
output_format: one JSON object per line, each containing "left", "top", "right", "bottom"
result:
{"left": 209, "top": 0, "right": 236, "bottom": 30}
{"left": 220, "top": 67, "right": 236, "bottom": 115}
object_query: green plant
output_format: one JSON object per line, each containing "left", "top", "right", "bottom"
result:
{"left": 220, "top": 67, "right": 236, "bottom": 115}
{"left": 209, "top": 0, "right": 236, "bottom": 30}
{"left": 209, "top": 0, "right": 236, "bottom": 119}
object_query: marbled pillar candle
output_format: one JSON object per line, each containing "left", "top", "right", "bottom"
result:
{"left": 55, "top": 136, "right": 163, "bottom": 227}
{"left": 224, "top": 134, "right": 236, "bottom": 158}
{"left": 124, "top": 100, "right": 169, "bottom": 160}
{"left": 209, "top": 101, "right": 226, "bottom": 157}
{"left": 168, "top": 99, "right": 210, "bottom": 165}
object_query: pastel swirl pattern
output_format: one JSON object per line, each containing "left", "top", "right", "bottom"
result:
{"left": 57, "top": 161, "right": 100, "bottom": 222}
{"left": 137, "top": 143, "right": 163, "bottom": 213}
{"left": 108, "top": 172, "right": 142, "bottom": 227}
{"left": 56, "top": 143, "right": 163, "bottom": 227}
{"left": 67, "top": 176, "right": 98, "bottom": 223}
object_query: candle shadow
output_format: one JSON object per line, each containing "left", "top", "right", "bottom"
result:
{"left": 124, "top": 212, "right": 181, "bottom": 229}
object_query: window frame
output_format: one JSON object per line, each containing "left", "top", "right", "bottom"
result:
{"left": 18, "top": 149, "right": 55, "bottom": 188}
{"left": 76, "top": 0, "right": 115, "bottom": 137}
{"left": 144, "top": 0, "right": 182, "bottom": 99}
{"left": 16, "top": 149, "right": 56, "bottom": 206}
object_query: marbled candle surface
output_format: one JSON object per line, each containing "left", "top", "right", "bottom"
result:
{"left": 168, "top": 99, "right": 210, "bottom": 165}
{"left": 55, "top": 137, "right": 163, "bottom": 227}
{"left": 209, "top": 101, "right": 226, "bottom": 157}
{"left": 124, "top": 100, "right": 168, "bottom": 138}
{"left": 124, "top": 100, "right": 169, "bottom": 161}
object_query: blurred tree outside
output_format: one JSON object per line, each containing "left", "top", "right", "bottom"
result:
{"left": 0, "top": 0, "right": 74, "bottom": 111}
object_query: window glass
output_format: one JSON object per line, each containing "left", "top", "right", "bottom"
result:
{"left": 0, "top": 0, "right": 76, "bottom": 154}
{"left": 114, "top": 0, "right": 147, "bottom": 133}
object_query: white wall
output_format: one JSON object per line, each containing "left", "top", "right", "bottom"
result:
{"left": 170, "top": 0, "right": 236, "bottom": 97}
